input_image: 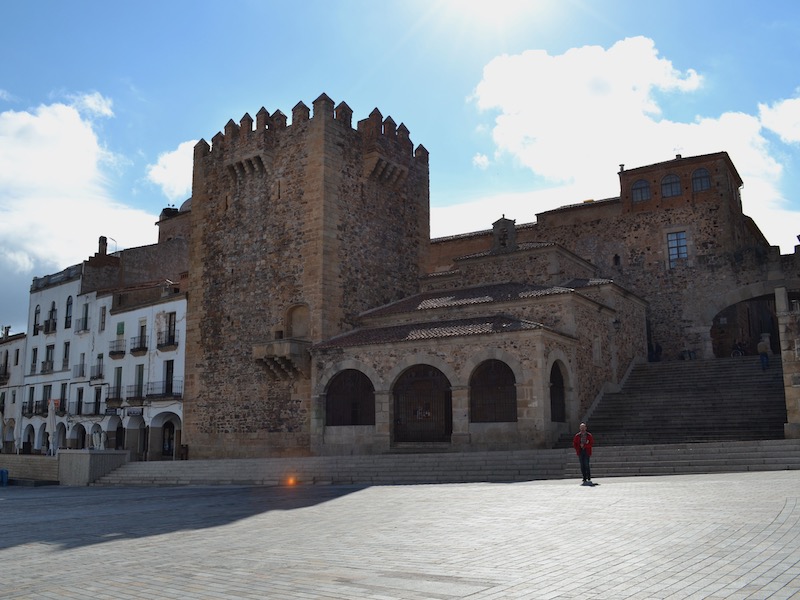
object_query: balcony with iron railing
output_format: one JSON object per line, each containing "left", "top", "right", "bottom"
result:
{"left": 61, "top": 358, "right": 70, "bottom": 371}
{"left": 56, "top": 397, "right": 67, "bottom": 415}
{"left": 0, "top": 366, "right": 9, "bottom": 384}
{"left": 33, "top": 400, "right": 47, "bottom": 416}
{"left": 130, "top": 335, "right": 149, "bottom": 355}
{"left": 146, "top": 379, "right": 183, "bottom": 399}
{"left": 67, "top": 400, "right": 101, "bottom": 417}
{"left": 90, "top": 364, "right": 104, "bottom": 380}
{"left": 40, "top": 360, "right": 54, "bottom": 374}
{"left": 109, "top": 339, "right": 126, "bottom": 358}
{"left": 43, "top": 318, "right": 57, "bottom": 334}
{"left": 106, "top": 386, "right": 124, "bottom": 408}
{"left": 67, "top": 400, "right": 102, "bottom": 416}
{"left": 73, "top": 363, "right": 87, "bottom": 378}
{"left": 74, "top": 317, "right": 89, "bottom": 333}
{"left": 22, "top": 400, "right": 34, "bottom": 417}
{"left": 126, "top": 384, "right": 146, "bottom": 405}
{"left": 29, "top": 362, "right": 37, "bottom": 375}
{"left": 157, "top": 329, "right": 180, "bottom": 350}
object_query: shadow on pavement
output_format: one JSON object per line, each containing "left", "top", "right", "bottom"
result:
{"left": 0, "top": 483, "right": 365, "bottom": 551}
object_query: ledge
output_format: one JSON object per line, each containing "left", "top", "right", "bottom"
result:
{"left": 253, "top": 338, "right": 311, "bottom": 380}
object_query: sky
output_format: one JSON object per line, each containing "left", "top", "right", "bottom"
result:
{"left": 2, "top": 0, "right": 800, "bottom": 333}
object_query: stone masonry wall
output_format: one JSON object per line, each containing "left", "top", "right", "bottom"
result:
{"left": 184, "top": 96, "right": 429, "bottom": 459}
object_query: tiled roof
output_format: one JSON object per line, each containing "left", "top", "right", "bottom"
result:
{"left": 315, "top": 315, "right": 544, "bottom": 349}
{"left": 456, "top": 241, "right": 555, "bottom": 261}
{"left": 364, "top": 282, "right": 574, "bottom": 318}
{"left": 537, "top": 196, "right": 619, "bottom": 214}
{"left": 562, "top": 277, "right": 614, "bottom": 288}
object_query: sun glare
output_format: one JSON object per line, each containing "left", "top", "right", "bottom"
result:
{"left": 438, "top": 0, "right": 552, "bottom": 35}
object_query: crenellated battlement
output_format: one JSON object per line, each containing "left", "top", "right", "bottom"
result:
{"left": 193, "top": 94, "right": 428, "bottom": 178}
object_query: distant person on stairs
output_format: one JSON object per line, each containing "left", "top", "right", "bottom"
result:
{"left": 573, "top": 422, "right": 594, "bottom": 485}
{"left": 757, "top": 338, "right": 770, "bottom": 371}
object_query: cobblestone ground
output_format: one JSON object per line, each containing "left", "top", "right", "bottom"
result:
{"left": 1, "top": 471, "right": 799, "bottom": 599}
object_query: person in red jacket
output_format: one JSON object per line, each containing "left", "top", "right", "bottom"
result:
{"left": 573, "top": 422, "right": 594, "bottom": 485}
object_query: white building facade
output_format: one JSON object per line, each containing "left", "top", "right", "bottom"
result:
{"left": 4, "top": 232, "right": 187, "bottom": 461}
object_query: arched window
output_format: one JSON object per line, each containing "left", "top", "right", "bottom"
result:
{"left": 394, "top": 365, "right": 452, "bottom": 443}
{"left": 631, "top": 179, "right": 651, "bottom": 202}
{"left": 469, "top": 359, "right": 517, "bottom": 423}
{"left": 65, "top": 296, "right": 73, "bottom": 329}
{"left": 692, "top": 168, "right": 711, "bottom": 192}
{"left": 33, "top": 305, "right": 41, "bottom": 334}
{"left": 286, "top": 304, "right": 310, "bottom": 339}
{"left": 661, "top": 174, "right": 681, "bottom": 198}
{"left": 325, "top": 369, "right": 375, "bottom": 426}
{"left": 550, "top": 363, "right": 566, "bottom": 422}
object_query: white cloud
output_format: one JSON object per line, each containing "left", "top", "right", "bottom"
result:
{"left": 431, "top": 186, "right": 582, "bottom": 238}
{"left": 0, "top": 94, "right": 157, "bottom": 274}
{"left": 67, "top": 91, "right": 115, "bottom": 118}
{"left": 146, "top": 140, "right": 196, "bottom": 202}
{"left": 0, "top": 89, "right": 12, "bottom": 101}
{"left": 472, "top": 153, "right": 490, "bottom": 169}
{"left": 759, "top": 97, "right": 800, "bottom": 144}
{"left": 462, "top": 36, "right": 800, "bottom": 253}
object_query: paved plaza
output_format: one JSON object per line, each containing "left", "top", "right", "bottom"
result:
{"left": 1, "top": 471, "right": 799, "bottom": 599}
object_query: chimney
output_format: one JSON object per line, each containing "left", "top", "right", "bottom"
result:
{"left": 99, "top": 236, "right": 108, "bottom": 256}
{"left": 2, "top": 325, "right": 9, "bottom": 339}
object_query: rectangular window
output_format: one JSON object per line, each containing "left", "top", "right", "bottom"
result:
{"left": 60, "top": 383, "right": 67, "bottom": 401}
{"left": 63, "top": 341, "right": 70, "bottom": 370}
{"left": 11, "top": 390, "right": 15, "bottom": 404}
{"left": 44, "top": 345, "right": 54, "bottom": 372}
{"left": 135, "top": 364, "right": 145, "bottom": 397}
{"left": 14, "top": 348, "right": 19, "bottom": 365}
{"left": 668, "top": 231, "right": 688, "bottom": 268}
{"left": 100, "top": 307, "right": 107, "bottom": 331}
{"left": 43, "top": 384, "right": 52, "bottom": 401}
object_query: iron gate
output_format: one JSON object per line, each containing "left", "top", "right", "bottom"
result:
{"left": 393, "top": 365, "right": 452, "bottom": 443}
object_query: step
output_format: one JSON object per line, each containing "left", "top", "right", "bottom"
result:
{"left": 93, "top": 440, "right": 800, "bottom": 487}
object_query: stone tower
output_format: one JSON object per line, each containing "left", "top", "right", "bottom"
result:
{"left": 183, "top": 94, "right": 430, "bottom": 458}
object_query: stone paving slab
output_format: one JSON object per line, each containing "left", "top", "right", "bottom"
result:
{"left": 1, "top": 471, "right": 799, "bottom": 599}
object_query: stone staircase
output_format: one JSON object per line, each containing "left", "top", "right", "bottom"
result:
{"left": 92, "top": 439, "right": 800, "bottom": 487}
{"left": 557, "top": 356, "right": 786, "bottom": 447}
{"left": 93, "top": 357, "right": 798, "bottom": 487}
{"left": 93, "top": 449, "right": 573, "bottom": 486}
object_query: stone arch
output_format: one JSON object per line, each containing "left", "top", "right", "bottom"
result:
{"left": 544, "top": 349, "right": 578, "bottom": 426}
{"left": 69, "top": 423, "right": 87, "bottom": 449}
{"left": 468, "top": 359, "right": 517, "bottom": 423}
{"left": 702, "top": 279, "right": 800, "bottom": 358}
{"left": 123, "top": 415, "right": 148, "bottom": 460}
{"left": 392, "top": 363, "right": 453, "bottom": 444}
{"left": 549, "top": 361, "right": 567, "bottom": 423}
{"left": 462, "top": 347, "right": 525, "bottom": 387}
{"left": 150, "top": 411, "right": 181, "bottom": 458}
{"left": 36, "top": 422, "right": 48, "bottom": 452}
{"left": 54, "top": 422, "right": 67, "bottom": 452}
{"left": 699, "top": 280, "right": 800, "bottom": 324}
{"left": 315, "top": 358, "right": 382, "bottom": 396}
{"left": 106, "top": 414, "right": 124, "bottom": 450}
{"left": 2, "top": 419, "right": 15, "bottom": 453}
{"left": 324, "top": 369, "right": 376, "bottom": 426}
{"left": 385, "top": 353, "right": 461, "bottom": 390}
{"left": 285, "top": 304, "right": 310, "bottom": 339}
{"left": 23, "top": 423, "right": 35, "bottom": 453}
